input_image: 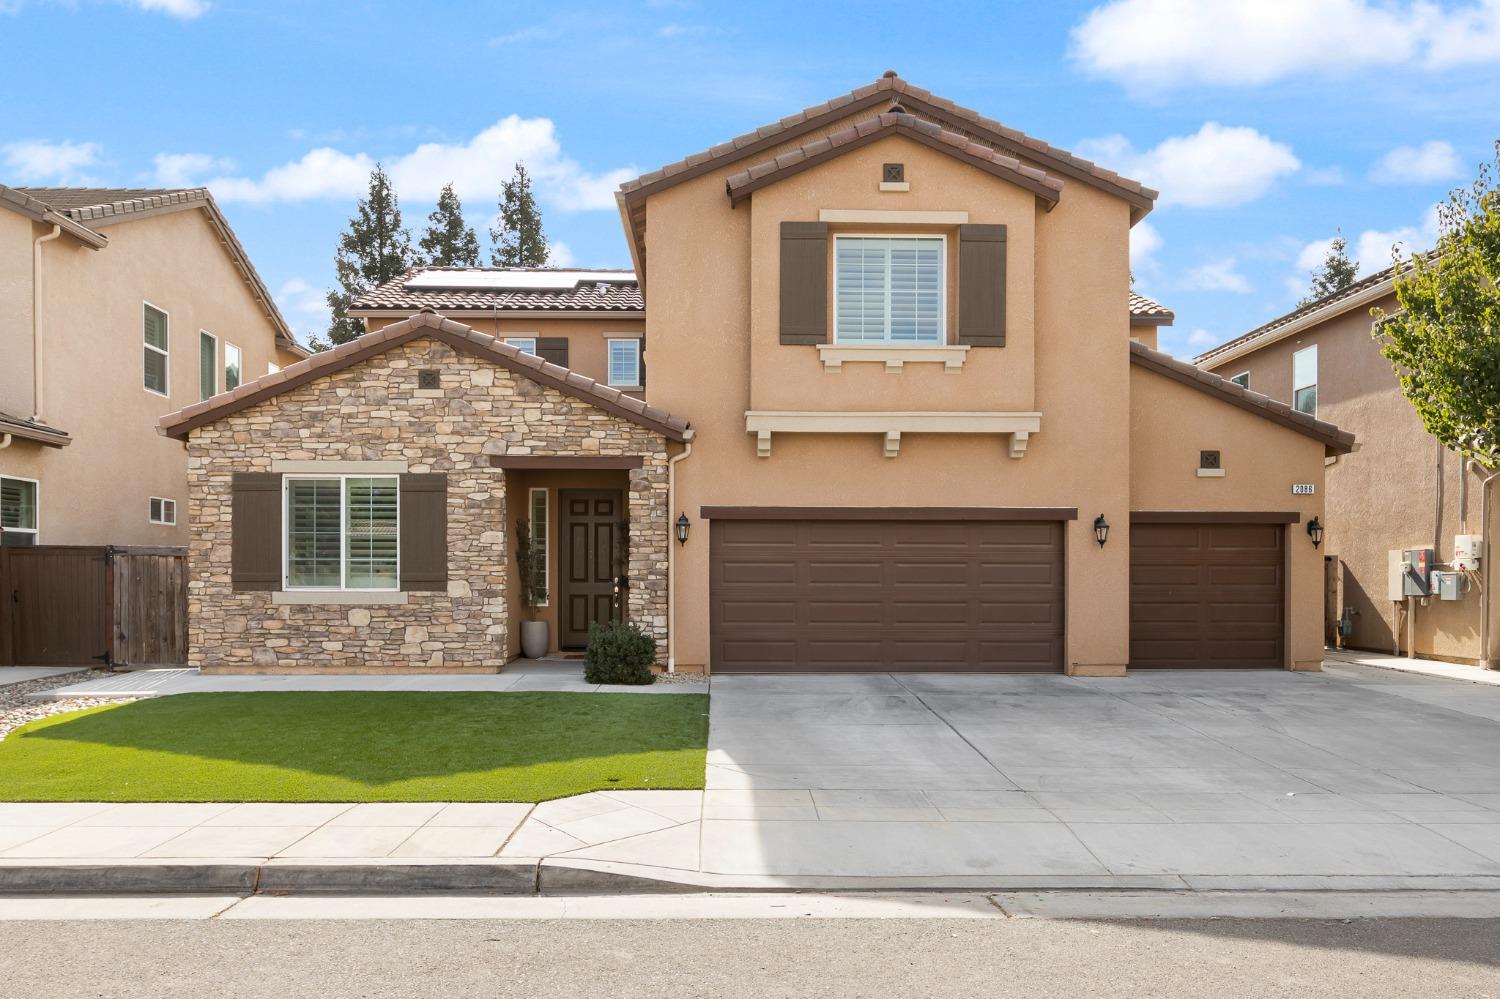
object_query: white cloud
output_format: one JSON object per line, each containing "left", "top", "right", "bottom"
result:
{"left": 1071, "top": 0, "right": 1500, "bottom": 90}
{"left": 1078, "top": 123, "right": 1299, "bottom": 208}
{"left": 275, "top": 278, "right": 330, "bottom": 338}
{"left": 151, "top": 152, "right": 234, "bottom": 186}
{"left": 190, "top": 116, "right": 633, "bottom": 213}
{"left": 1129, "top": 220, "right": 1162, "bottom": 274}
{"left": 2, "top": 139, "right": 102, "bottom": 184}
{"left": 1186, "top": 328, "right": 1220, "bottom": 349}
{"left": 487, "top": 24, "right": 561, "bottom": 46}
{"left": 1183, "top": 257, "right": 1252, "bottom": 294}
{"left": 1371, "top": 141, "right": 1465, "bottom": 184}
{"left": 546, "top": 240, "right": 576, "bottom": 267}
{"left": 1287, "top": 208, "right": 1441, "bottom": 294}
{"left": 130, "top": 0, "right": 208, "bottom": 17}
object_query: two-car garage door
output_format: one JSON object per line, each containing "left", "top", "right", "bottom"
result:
{"left": 709, "top": 518, "right": 1065, "bottom": 673}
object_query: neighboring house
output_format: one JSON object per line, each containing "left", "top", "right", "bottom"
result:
{"left": 160, "top": 73, "right": 1354, "bottom": 676}
{"left": 0, "top": 186, "right": 307, "bottom": 548}
{"left": 1197, "top": 269, "right": 1497, "bottom": 667}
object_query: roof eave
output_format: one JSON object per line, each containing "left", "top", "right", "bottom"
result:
{"left": 1195, "top": 275, "right": 1396, "bottom": 369}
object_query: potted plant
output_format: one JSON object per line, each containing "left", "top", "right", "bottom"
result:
{"left": 515, "top": 517, "right": 549, "bottom": 659}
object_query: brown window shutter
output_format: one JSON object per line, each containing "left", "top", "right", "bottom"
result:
{"left": 399, "top": 473, "right": 448, "bottom": 591}
{"left": 780, "top": 221, "right": 828, "bottom": 345}
{"left": 231, "top": 472, "right": 282, "bottom": 592}
{"left": 536, "top": 337, "right": 569, "bottom": 368}
{"left": 958, "top": 224, "right": 1007, "bottom": 347}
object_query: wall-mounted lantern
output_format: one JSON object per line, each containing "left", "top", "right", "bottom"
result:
{"left": 1093, "top": 514, "right": 1110, "bottom": 548}
{"left": 675, "top": 513, "right": 691, "bottom": 546}
{"left": 1307, "top": 516, "right": 1323, "bottom": 549}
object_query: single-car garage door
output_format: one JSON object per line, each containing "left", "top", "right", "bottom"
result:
{"left": 710, "top": 518, "right": 1065, "bottom": 673}
{"left": 1130, "top": 521, "right": 1284, "bottom": 668}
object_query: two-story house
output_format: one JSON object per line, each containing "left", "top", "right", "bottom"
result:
{"left": 1197, "top": 269, "right": 1498, "bottom": 668}
{"left": 159, "top": 74, "right": 1354, "bottom": 676}
{"left": 0, "top": 186, "right": 307, "bottom": 549}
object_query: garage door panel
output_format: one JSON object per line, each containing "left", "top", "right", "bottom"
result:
{"left": 711, "top": 518, "right": 1065, "bottom": 673}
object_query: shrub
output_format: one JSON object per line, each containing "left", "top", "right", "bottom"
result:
{"left": 584, "top": 621, "right": 657, "bottom": 685}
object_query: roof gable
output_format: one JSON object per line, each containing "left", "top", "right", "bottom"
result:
{"left": 724, "top": 113, "right": 1063, "bottom": 209}
{"left": 1194, "top": 267, "right": 1395, "bottom": 368}
{"left": 1130, "top": 340, "right": 1354, "bottom": 456}
{"left": 159, "top": 312, "right": 691, "bottom": 442}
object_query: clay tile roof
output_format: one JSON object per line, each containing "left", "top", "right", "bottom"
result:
{"left": 1129, "top": 339, "right": 1354, "bottom": 455}
{"left": 0, "top": 409, "right": 71, "bottom": 448}
{"left": 725, "top": 112, "right": 1065, "bottom": 208}
{"left": 350, "top": 267, "right": 643, "bottom": 315}
{"left": 1129, "top": 292, "right": 1175, "bottom": 325}
{"left": 0, "top": 184, "right": 109, "bottom": 248}
{"left": 1192, "top": 267, "right": 1397, "bottom": 366}
{"left": 158, "top": 311, "right": 690, "bottom": 442}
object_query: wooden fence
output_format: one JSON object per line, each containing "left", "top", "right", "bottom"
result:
{"left": 0, "top": 546, "right": 187, "bottom": 669}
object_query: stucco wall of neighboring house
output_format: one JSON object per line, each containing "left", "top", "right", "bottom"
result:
{"left": 1130, "top": 365, "right": 1329, "bottom": 669}
{"left": 1204, "top": 294, "right": 1486, "bottom": 663}
{"left": 185, "top": 336, "right": 670, "bottom": 671}
{"left": 0, "top": 207, "right": 292, "bottom": 548}
{"left": 1128, "top": 323, "right": 1158, "bottom": 350}
{"left": 363, "top": 315, "right": 645, "bottom": 392}
{"left": 643, "top": 132, "right": 1137, "bottom": 674}
{"left": 0, "top": 209, "right": 38, "bottom": 420}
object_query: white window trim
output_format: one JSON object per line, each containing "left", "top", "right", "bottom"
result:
{"left": 199, "top": 330, "right": 218, "bottom": 400}
{"left": 529, "top": 487, "right": 549, "bottom": 607}
{"left": 224, "top": 341, "right": 243, "bottom": 392}
{"left": 143, "top": 301, "right": 170, "bottom": 398}
{"left": 832, "top": 233, "right": 948, "bottom": 347}
{"left": 148, "top": 497, "right": 177, "bottom": 526}
{"left": 607, "top": 337, "right": 643, "bottom": 389}
{"left": 0, "top": 474, "right": 40, "bottom": 544}
{"left": 504, "top": 336, "right": 539, "bottom": 355}
{"left": 1292, "top": 345, "right": 1318, "bottom": 417}
{"left": 1230, "top": 371, "right": 1250, "bottom": 389}
{"left": 281, "top": 474, "right": 401, "bottom": 593}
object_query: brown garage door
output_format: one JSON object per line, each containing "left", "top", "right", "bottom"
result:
{"left": 1130, "top": 521, "right": 1284, "bottom": 668}
{"left": 709, "top": 519, "right": 1065, "bottom": 673}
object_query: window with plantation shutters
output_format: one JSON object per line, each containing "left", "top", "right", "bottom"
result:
{"left": 143, "top": 303, "right": 169, "bottom": 395}
{"left": 1, "top": 476, "right": 38, "bottom": 546}
{"left": 284, "top": 475, "right": 399, "bottom": 590}
{"left": 834, "top": 236, "right": 944, "bottom": 344}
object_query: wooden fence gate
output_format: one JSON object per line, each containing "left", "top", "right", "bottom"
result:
{"left": 0, "top": 546, "right": 187, "bottom": 669}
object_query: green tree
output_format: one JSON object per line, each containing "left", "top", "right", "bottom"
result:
{"left": 1373, "top": 142, "right": 1500, "bottom": 469}
{"left": 489, "top": 163, "right": 549, "bottom": 267}
{"left": 417, "top": 182, "right": 480, "bottom": 267}
{"left": 1298, "top": 230, "right": 1359, "bottom": 308}
{"left": 321, "top": 164, "right": 412, "bottom": 348}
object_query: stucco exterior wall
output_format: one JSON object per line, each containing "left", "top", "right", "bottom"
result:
{"left": 1130, "top": 366, "right": 1329, "bottom": 669}
{"left": 0, "top": 210, "right": 36, "bottom": 420}
{"left": 185, "top": 337, "right": 670, "bottom": 672}
{"left": 1204, "top": 295, "right": 1485, "bottom": 663}
{"left": 0, "top": 207, "right": 292, "bottom": 548}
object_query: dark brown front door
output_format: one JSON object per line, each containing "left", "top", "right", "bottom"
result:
{"left": 559, "top": 490, "right": 623, "bottom": 648}
{"left": 1130, "top": 522, "right": 1285, "bottom": 668}
{"left": 709, "top": 519, "right": 1066, "bottom": 673}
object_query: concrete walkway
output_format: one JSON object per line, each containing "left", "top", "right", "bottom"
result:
{"left": 1326, "top": 648, "right": 1500, "bottom": 686}
{"left": 0, "top": 667, "right": 80, "bottom": 688}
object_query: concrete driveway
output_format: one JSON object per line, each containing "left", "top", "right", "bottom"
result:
{"left": 693, "top": 663, "right": 1500, "bottom": 886}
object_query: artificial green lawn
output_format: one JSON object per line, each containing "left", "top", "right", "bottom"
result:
{"left": 0, "top": 692, "right": 708, "bottom": 802}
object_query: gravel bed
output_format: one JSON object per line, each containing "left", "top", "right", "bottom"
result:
{"left": 653, "top": 671, "right": 710, "bottom": 685}
{"left": 0, "top": 671, "right": 137, "bottom": 742}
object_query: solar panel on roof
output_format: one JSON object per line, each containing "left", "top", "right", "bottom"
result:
{"left": 403, "top": 270, "right": 636, "bottom": 291}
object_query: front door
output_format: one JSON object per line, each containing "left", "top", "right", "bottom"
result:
{"left": 559, "top": 490, "right": 623, "bottom": 648}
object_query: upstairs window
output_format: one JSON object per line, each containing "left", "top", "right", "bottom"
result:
{"left": 505, "top": 337, "right": 538, "bottom": 355}
{"left": 1, "top": 476, "right": 38, "bottom": 546}
{"left": 284, "top": 476, "right": 398, "bottom": 591}
{"left": 1293, "top": 345, "right": 1318, "bottom": 416}
{"left": 143, "top": 303, "right": 169, "bottom": 396}
{"left": 200, "top": 331, "right": 218, "bottom": 400}
{"left": 834, "top": 235, "right": 945, "bottom": 344}
{"left": 1230, "top": 372, "right": 1250, "bottom": 389}
{"left": 224, "top": 343, "right": 242, "bottom": 391}
{"left": 608, "top": 338, "right": 642, "bottom": 388}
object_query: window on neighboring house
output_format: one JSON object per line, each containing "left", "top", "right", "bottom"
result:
{"left": 505, "top": 337, "right": 538, "bottom": 355}
{"left": 1293, "top": 345, "right": 1318, "bottom": 416}
{"left": 199, "top": 331, "right": 218, "bottom": 400}
{"left": 1230, "top": 372, "right": 1250, "bottom": 389}
{"left": 149, "top": 497, "right": 177, "bottom": 525}
{"left": 528, "top": 487, "right": 549, "bottom": 606}
{"left": 224, "top": 343, "right": 242, "bottom": 391}
{"left": 834, "top": 235, "right": 945, "bottom": 344}
{"left": 608, "top": 338, "right": 642, "bottom": 388}
{"left": 268, "top": 362, "right": 281, "bottom": 375}
{"left": 284, "top": 476, "right": 398, "bottom": 591}
{"left": 143, "top": 303, "right": 169, "bottom": 395}
{"left": 0, "top": 476, "right": 38, "bottom": 546}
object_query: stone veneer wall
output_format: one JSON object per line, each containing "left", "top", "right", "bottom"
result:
{"left": 186, "top": 336, "right": 671, "bottom": 671}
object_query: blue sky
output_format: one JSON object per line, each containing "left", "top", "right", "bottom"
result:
{"left": 4, "top": 0, "right": 1498, "bottom": 357}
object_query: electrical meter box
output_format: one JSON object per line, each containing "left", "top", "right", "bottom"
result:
{"left": 1434, "top": 571, "right": 1466, "bottom": 601}
{"left": 1402, "top": 548, "right": 1435, "bottom": 597}
{"left": 1454, "top": 534, "right": 1483, "bottom": 572}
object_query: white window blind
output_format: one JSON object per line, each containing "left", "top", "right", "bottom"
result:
{"left": 835, "top": 236, "right": 944, "bottom": 344}
{"left": 285, "top": 476, "right": 398, "bottom": 591}
{"left": 608, "top": 339, "right": 641, "bottom": 387}
{"left": 1, "top": 477, "right": 38, "bottom": 546}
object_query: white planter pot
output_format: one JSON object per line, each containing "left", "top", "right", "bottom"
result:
{"left": 520, "top": 620, "right": 550, "bottom": 659}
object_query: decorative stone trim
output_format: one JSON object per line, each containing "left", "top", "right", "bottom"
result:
{"left": 816, "top": 343, "right": 969, "bottom": 373}
{"left": 745, "top": 411, "right": 1042, "bottom": 460}
{"left": 272, "top": 591, "right": 410, "bottom": 605}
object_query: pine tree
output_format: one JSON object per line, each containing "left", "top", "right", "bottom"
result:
{"left": 1297, "top": 231, "right": 1359, "bottom": 308}
{"left": 489, "top": 163, "right": 550, "bottom": 267}
{"left": 321, "top": 165, "right": 413, "bottom": 348}
{"left": 417, "top": 182, "right": 480, "bottom": 267}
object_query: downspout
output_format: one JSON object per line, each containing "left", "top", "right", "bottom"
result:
{"left": 665, "top": 432, "right": 694, "bottom": 674}
{"left": 32, "top": 224, "right": 62, "bottom": 424}
{"left": 1480, "top": 469, "right": 1499, "bottom": 669}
